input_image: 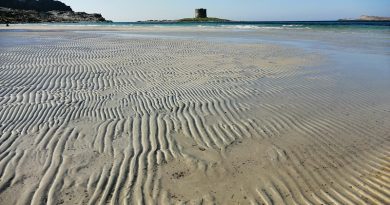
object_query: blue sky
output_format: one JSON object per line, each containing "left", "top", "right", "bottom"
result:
{"left": 61, "top": 0, "right": 390, "bottom": 22}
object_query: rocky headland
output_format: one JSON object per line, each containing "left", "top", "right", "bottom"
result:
{"left": 0, "top": 0, "right": 109, "bottom": 23}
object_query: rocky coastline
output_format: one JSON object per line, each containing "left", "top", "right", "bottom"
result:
{"left": 0, "top": 7, "right": 110, "bottom": 23}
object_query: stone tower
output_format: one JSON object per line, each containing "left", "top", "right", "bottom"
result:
{"left": 195, "top": 8, "right": 207, "bottom": 18}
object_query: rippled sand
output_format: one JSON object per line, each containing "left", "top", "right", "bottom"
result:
{"left": 0, "top": 26, "right": 389, "bottom": 205}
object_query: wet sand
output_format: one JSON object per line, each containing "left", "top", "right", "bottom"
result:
{"left": 0, "top": 25, "right": 389, "bottom": 204}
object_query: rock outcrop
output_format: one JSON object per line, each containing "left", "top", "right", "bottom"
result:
{"left": 0, "top": 7, "right": 109, "bottom": 23}
{"left": 0, "top": 0, "right": 110, "bottom": 23}
{"left": 0, "top": 0, "right": 72, "bottom": 12}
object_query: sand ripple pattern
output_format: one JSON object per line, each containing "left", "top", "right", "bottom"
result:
{"left": 0, "top": 31, "right": 389, "bottom": 205}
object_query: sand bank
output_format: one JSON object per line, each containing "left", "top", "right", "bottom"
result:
{"left": 0, "top": 26, "right": 389, "bottom": 204}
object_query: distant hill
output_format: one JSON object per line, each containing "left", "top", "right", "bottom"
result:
{"left": 0, "top": 0, "right": 111, "bottom": 23}
{"left": 0, "top": 7, "right": 109, "bottom": 23}
{"left": 0, "top": 0, "right": 72, "bottom": 12}
{"left": 339, "top": 15, "right": 390, "bottom": 21}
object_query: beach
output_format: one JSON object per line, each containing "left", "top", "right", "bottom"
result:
{"left": 0, "top": 24, "right": 389, "bottom": 204}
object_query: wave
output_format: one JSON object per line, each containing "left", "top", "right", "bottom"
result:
{"left": 218, "top": 24, "right": 311, "bottom": 30}
{"left": 14, "top": 23, "right": 311, "bottom": 30}
{"left": 282, "top": 24, "right": 304, "bottom": 27}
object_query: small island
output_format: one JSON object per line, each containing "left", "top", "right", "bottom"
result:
{"left": 339, "top": 15, "right": 390, "bottom": 21}
{"left": 139, "top": 8, "right": 231, "bottom": 23}
{"left": 178, "top": 17, "right": 230, "bottom": 22}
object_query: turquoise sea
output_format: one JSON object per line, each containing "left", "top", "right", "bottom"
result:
{"left": 13, "top": 21, "right": 390, "bottom": 30}
{"left": 0, "top": 19, "right": 390, "bottom": 205}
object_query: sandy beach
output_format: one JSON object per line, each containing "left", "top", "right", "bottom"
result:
{"left": 0, "top": 25, "right": 389, "bottom": 204}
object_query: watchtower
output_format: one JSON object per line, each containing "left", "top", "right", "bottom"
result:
{"left": 195, "top": 8, "right": 207, "bottom": 18}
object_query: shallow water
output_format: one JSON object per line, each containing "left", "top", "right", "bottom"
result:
{"left": 0, "top": 25, "right": 389, "bottom": 204}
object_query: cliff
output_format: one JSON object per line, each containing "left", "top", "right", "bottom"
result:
{"left": 0, "top": 7, "right": 109, "bottom": 23}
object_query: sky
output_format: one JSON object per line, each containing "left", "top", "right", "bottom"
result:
{"left": 61, "top": 0, "right": 390, "bottom": 22}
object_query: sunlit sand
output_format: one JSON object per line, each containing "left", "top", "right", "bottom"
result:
{"left": 0, "top": 25, "right": 389, "bottom": 204}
